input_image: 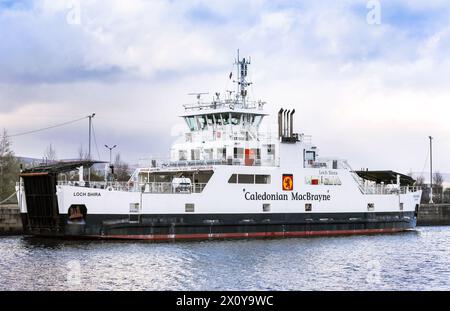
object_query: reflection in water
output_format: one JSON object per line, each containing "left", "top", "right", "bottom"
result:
{"left": 0, "top": 227, "right": 449, "bottom": 291}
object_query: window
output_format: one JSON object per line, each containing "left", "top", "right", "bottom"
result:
{"left": 217, "top": 148, "right": 226, "bottom": 160}
{"left": 238, "top": 174, "right": 254, "bottom": 184}
{"left": 206, "top": 114, "right": 214, "bottom": 126}
{"left": 191, "top": 149, "right": 200, "bottom": 161}
{"left": 305, "top": 151, "right": 315, "bottom": 162}
{"left": 215, "top": 114, "right": 223, "bottom": 126}
{"left": 255, "top": 175, "right": 271, "bottom": 184}
{"left": 305, "top": 203, "right": 312, "bottom": 212}
{"left": 228, "top": 174, "right": 271, "bottom": 184}
{"left": 231, "top": 113, "right": 241, "bottom": 125}
{"left": 234, "top": 147, "right": 244, "bottom": 159}
{"left": 222, "top": 113, "right": 230, "bottom": 125}
{"left": 228, "top": 174, "right": 237, "bottom": 183}
{"left": 185, "top": 203, "right": 195, "bottom": 213}
{"left": 185, "top": 116, "right": 196, "bottom": 131}
{"left": 204, "top": 148, "right": 213, "bottom": 160}
{"left": 254, "top": 115, "right": 262, "bottom": 126}
{"left": 129, "top": 203, "right": 139, "bottom": 213}
{"left": 129, "top": 203, "right": 140, "bottom": 222}
{"left": 198, "top": 115, "right": 207, "bottom": 130}
{"left": 179, "top": 150, "right": 187, "bottom": 161}
{"left": 263, "top": 204, "right": 271, "bottom": 212}
{"left": 267, "top": 144, "right": 275, "bottom": 155}
{"left": 367, "top": 203, "right": 375, "bottom": 211}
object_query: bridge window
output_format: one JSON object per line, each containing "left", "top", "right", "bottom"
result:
{"left": 185, "top": 116, "right": 196, "bottom": 131}
{"left": 198, "top": 115, "right": 207, "bottom": 130}
{"left": 215, "top": 114, "right": 223, "bottom": 126}
{"left": 231, "top": 113, "right": 241, "bottom": 125}
{"left": 254, "top": 115, "right": 262, "bottom": 126}
{"left": 223, "top": 113, "right": 230, "bottom": 125}
{"left": 206, "top": 114, "right": 214, "bottom": 126}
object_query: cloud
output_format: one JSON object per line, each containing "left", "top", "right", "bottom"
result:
{"left": 0, "top": 0, "right": 450, "bottom": 173}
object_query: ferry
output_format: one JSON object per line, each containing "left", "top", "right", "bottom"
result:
{"left": 16, "top": 52, "right": 422, "bottom": 240}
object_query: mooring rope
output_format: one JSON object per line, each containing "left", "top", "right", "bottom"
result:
{"left": 0, "top": 191, "right": 17, "bottom": 205}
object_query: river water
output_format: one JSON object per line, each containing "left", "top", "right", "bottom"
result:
{"left": 0, "top": 226, "right": 449, "bottom": 291}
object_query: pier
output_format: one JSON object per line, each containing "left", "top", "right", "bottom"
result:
{"left": 417, "top": 204, "right": 450, "bottom": 226}
{"left": 0, "top": 204, "right": 22, "bottom": 235}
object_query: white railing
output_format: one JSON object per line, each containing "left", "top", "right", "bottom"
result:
{"left": 362, "top": 185, "right": 422, "bottom": 195}
{"left": 56, "top": 181, "right": 207, "bottom": 194}
{"left": 183, "top": 99, "right": 265, "bottom": 112}
{"left": 140, "top": 157, "right": 278, "bottom": 171}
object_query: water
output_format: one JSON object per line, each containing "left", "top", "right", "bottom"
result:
{"left": 0, "top": 227, "right": 449, "bottom": 291}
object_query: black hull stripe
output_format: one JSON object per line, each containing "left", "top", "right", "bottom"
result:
{"left": 21, "top": 211, "right": 417, "bottom": 240}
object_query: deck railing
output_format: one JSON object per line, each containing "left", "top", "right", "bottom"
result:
{"left": 362, "top": 185, "right": 422, "bottom": 195}
{"left": 56, "top": 181, "right": 207, "bottom": 194}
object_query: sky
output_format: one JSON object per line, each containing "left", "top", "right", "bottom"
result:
{"left": 0, "top": 0, "right": 449, "bottom": 176}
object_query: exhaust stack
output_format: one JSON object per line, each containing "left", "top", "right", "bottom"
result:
{"left": 278, "top": 107, "right": 299, "bottom": 143}
{"left": 278, "top": 108, "right": 284, "bottom": 138}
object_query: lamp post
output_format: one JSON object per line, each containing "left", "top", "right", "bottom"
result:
{"left": 105, "top": 144, "right": 117, "bottom": 165}
{"left": 105, "top": 144, "right": 117, "bottom": 182}
{"left": 429, "top": 136, "right": 434, "bottom": 204}
{"left": 87, "top": 113, "right": 95, "bottom": 183}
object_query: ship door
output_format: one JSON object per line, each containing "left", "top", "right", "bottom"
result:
{"left": 245, "top": 149, "right": 255, "bottom": 166}
{"left": 129, "top": 203, "right": 140, "bottom": 223}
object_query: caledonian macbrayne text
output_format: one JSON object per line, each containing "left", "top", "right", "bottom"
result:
{"left": 244, "top": 191, "right": 331, "bottom": 202}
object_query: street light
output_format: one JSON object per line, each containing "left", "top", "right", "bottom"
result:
{"left": 429, "top": 136, "right": 434, "bottom": 204}
{"left": 105, "top": 144, "right": 117, "bottom": 165}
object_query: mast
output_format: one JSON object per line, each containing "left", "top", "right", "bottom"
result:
{"left": 233, "top": 49, "right": 252, "bottom": 108}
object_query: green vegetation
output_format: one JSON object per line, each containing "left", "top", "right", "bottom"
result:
{"left": 0, "top": 129, "right": 20, "bottom": 203}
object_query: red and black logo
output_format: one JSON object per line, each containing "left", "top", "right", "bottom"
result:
{"left": 282, "top": 174, "right": 294, "bottom": 191}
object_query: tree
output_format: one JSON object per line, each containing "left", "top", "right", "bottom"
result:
{"left": 433, "top": 172, "right": 444, "bottom": 189}
{"left": 77, "top": 144, "right": 89, "bottom": 160}
{"left": 44, "top": 143, "right": 57, "bottom": 163}
{"left": 415, "top": 175, "right": 425, "bottom": 187}
{"left": 113, "top": 153, "right": 131, "bottom": 181}
{"left": 0, "top": 129, "right": 20, "bottom": 203}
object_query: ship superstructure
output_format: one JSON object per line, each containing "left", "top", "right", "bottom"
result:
{"left": 16, "top": 52, "right": 422, "bottom": 240}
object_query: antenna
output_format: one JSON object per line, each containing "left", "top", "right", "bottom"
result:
{"left": 233, "top": 49, "right": 252, "bottom": 108}
{"left": 225, "top": 90, "right": 235, "bottom": 99}
{"left": 188, "top": 92, "right": 209, "bottom": 104}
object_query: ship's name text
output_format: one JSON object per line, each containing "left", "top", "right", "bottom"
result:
{"left": 244, "top": 191, "right": 331, "bottom": 202}
{"left": 73, "top": 192, "right": 101, "bottom": 197}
